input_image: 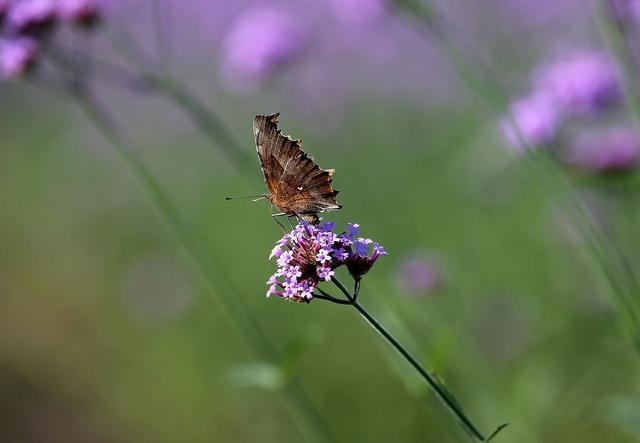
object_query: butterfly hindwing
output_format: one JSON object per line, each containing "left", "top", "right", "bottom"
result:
{"left": 253, "top": 114, "right": 341, "bottom": 217}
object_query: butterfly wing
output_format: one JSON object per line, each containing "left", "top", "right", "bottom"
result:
{"left": 253, "top": 113, "right": 341, "bottom": 216}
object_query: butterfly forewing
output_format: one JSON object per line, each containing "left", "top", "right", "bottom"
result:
{"left": 253, "top": 113, "right": 341, "bottom": 217}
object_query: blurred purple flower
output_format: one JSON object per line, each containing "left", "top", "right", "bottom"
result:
{"left": 267, "top": 221, "right": 386, "bottom": 303}
{"left": 0, "top": 37, "right": 37, "bottom": 79}
{"left": 329, "top": 0, "right": 387, "bottom": 25}
{"left": 500, "top": 92, "right": 560, "bottom": 151}
{"left": 394, "top": 252, "right": 443, "bottom": 297}
{"left": 610, "top": 0, "right": 640, "bottom": 23}
{"left": 564, "top": 126, "right": 640, "bottom": 173}
{"left": 57, "top": 0, "right": 101, "bottom": 27}
{"left": 535, "top": 51, "right": 622, "bottom": 116}
{"left": 0, "top": 0, "right": 10, "bottom": 22}
{"left": 7, "top": 0, "right": 57, "bottom": 34}
{"left": 221, "top": 7, "right": 307, "bottom": 91}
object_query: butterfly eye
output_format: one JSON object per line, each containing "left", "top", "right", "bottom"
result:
{"left": 297, "top": 186, "right": 303, "bottom": 191}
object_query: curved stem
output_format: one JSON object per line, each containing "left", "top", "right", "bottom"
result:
{"left": 153, "top": 77, "right": 251, "bottom": 168}
{"left": 313, "top": 292, "right": 352, "bottom": 305}
{"left": 330, "top": 277, "right": 490, "bottom": 441}
{"left": 392, "top": 0, "right": 640, "bottom": 348}
{"left": 352, "top": 300, "right": 486, "bottom": 441}
{"left": 595, "top": 0, "right": 640, "bottom": 129}
{"left": 67, "top": 85, "right": 336, "bottom": 443}
{"left": 105, "top": 25, "right": 251, "bottom": 170}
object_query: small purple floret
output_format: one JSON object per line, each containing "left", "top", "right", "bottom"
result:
{"left": 535, "top": 51, "right": 622, "bottom": 116}
{"left": 500, "top": 92, "right": 560, "bottom": 151}
{"left": 564, "top": 126, "right": 640, "bottom": 174}
{"left": 57, "top": 0, "right": 101, "bottom": 27}
{"left": 222, "top": 7, "right": 307, "bottom": 90}
{"left": 395, "top": 252, "right": 443, "bottom": 296}
{"left": 7, "top": 0, "right": 57, "bottom": 34}
{"left": 0, "top": 38, "right": 37, "bottom": 79}
{"left": 266, "top": 221, "right": 386, "bottom": 303}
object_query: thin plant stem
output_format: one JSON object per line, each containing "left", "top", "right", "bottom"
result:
{"left": 152, "top": 0, "right": 173, "bottom": 76}
{"left": 594, "top": 0, "right": 640, "bottom": 129}
{"left": 46, "top": 31, "right": 336, "bottom": 440}
{"left": 151, "top": 76, "right": 252, "bottom": 168}
{"left": 105, "top": 24, "right": 252, "bottom": 170}
{"left": 326, "top": 277, "right": 508, "bottom": 442}
{"left": 350, "top": 299, "right": 485, "bottom": 441}
{"left": 65, "top": 83, "right": 335, "bottom": 443}
{"left": 392, "top": 0, "right": 640, "bottom": 347}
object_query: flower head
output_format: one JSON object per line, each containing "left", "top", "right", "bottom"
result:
{"left": 0, "top": 0, "right": 102, "bottom": 82}
{"left": 0, "top": 38, "right": 37, "bottom": 79}
{"left": 221, "top": 7, "right": 307, "bottom": 90}
{"left": 266, "top": 221, "right": 386, "bottom": 303}
{"left": 500, "top": 91, "right": 560, "bottom": 151}
{"left": 395, "top": 252, "right": 444, "bottom": 296}
{"left": 0, "top": 0, "right": 10, "bottom": 22}
{"left": 7, "top": 0, "right": 57, "bottom": 35}
{"left": 57, "top": 0, "right": 101, "bottom": 27}
{"left": 346, "top": 241, "right": 387, "bottom": 281}
{"left": 563, "top": 126, "right": 640, "bottom": 174}
{"left": 610, "top": 0, "right": 640, "bottom": 24}
{"left": 535, "top": 51, "right": 622, "bottom": 116}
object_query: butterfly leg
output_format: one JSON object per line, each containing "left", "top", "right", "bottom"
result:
{"left": 271, "top": 213, "right": 289, "bottom": 232}
{"left": 286, "top": 216, "right": 296, "bottom": 230}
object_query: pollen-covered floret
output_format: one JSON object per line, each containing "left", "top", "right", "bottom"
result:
{"left": 266, "top": 221, "right": 387, "bottom": 303}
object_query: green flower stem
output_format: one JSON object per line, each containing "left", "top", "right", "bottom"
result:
{"left": 591, "top": 0, "right": 640, "bottom": 342}
{"left": 104, "top": 26, "right": 252, "bottom": 171}
{"left": 350, "top": 300, "right": 485, "bottom": 442}
{"left": 594, "top": 0, "right": 640, "bottom": 129}
{"left": 392, "top": 0, "right": 640, "bottom": 346}
{"left": 328, "top": 277, "right": 505, "bottom": 442}
{"left": 148, "top": 75, "right": 252, "bottom": 169}
{"left": 69, "top": 84, "right": 336, "bottom": 443}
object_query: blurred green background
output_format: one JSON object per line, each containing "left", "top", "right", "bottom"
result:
{"left": 1, "top": 1, "right": 640, "bottom": 442}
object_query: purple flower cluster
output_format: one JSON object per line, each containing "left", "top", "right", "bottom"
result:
{"left": 221, "top": 7, "right": 307, "bottom": 92}
{"left": 500, "top": 92, "right": 559, "bottom": 151}
{"left": 267, "top": 221, "right": 387, "bottom": 303}
{"left": 501, "top": 50, "right": 622, "bottom": 150}
{"left": 535, "top": 51, "right": 621, "bottom": 116}
{"left": 0, "top": 0, "right": 101, "bottom": 79}
{"left": 611, "top": 0, "right": 640, "bottom": 24}
{"left": 395, "top": 252, "right": 443, "bottom": 297}
{"left": 564, "top": 126, "right": 640, "bottom": 173}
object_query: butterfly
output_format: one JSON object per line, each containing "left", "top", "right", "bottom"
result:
{"left": 253, "top": 113, "right": 341, "bottom": 227}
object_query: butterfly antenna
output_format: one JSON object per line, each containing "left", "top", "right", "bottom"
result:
{"left": 225, "top": 194, "right": 268, "bottom": 202}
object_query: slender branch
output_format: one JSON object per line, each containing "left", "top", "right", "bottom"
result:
{"left": 105, "top": 23, "right": 251, "bottom": 170}
{"left": 61, "top": 81, "right": 335, "bottom": 443}
{"left": 313, "top": 293, "right": 352, "bottom": 305}
{"left": 486, "top": 423, "right": 510, "bottom": 442}
{"left": 594, "top": 0, "right": 640, "bottom": 129}
{"left": 152, "top": 0, "right": 173, "bottom": 76}
{"left": 151, "top": 76, "right": 251, "bottom": 168}
{"left": 45, "top": 44, "right": 154, "bottom": 92}
{"left": 330, "top": 277, "right": 493, "bottom": 441}
{"left": 331, "top": 276, "right": 355, "bottom": 302}
{"left": 391, "top": 0, "right": 640, "bottom": 347}
{"left": 352, "top": 299, "right": 486, "bottom": 441}
{"left": 43, "top": 35, "right": 337, "bottom": 440}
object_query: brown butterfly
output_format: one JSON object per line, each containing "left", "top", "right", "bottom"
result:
{"left": 252, "top": 113, "right": 341, "bottom": 227}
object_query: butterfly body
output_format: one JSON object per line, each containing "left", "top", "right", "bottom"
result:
{"left": 253, "top": 113, "right": 341, "bottom": 224}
